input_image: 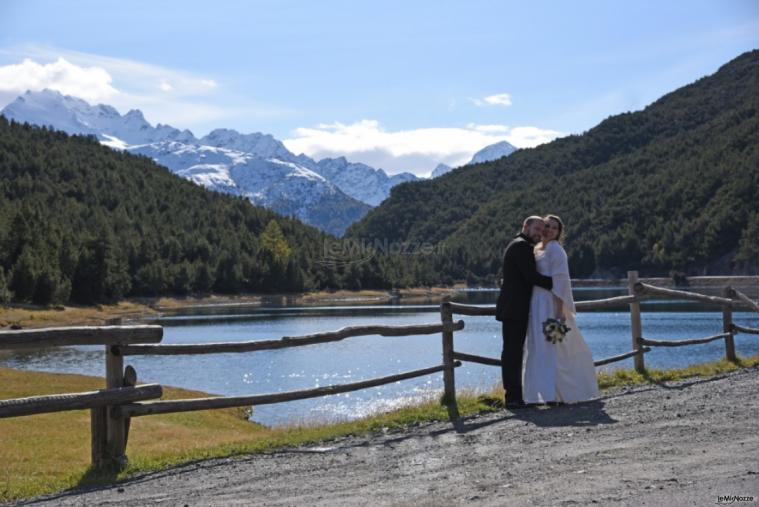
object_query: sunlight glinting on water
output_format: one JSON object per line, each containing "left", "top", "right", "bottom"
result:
{"left": 2, "top": 288, "right": 759, "bottom": 426}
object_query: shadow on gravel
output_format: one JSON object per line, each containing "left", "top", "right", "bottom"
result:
{"left": 641, "top": 372, "right": 731, "bottom": 391}
{"left": 14, "top": 465, "right": 124, "bottom": 506}
{"left": 327, "top": 400, "right": 619, "bottom": 450}
{"left": 507, "top": 400, "right": 617, "bottom": 428}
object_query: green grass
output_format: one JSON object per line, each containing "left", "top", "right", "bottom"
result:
{"left": 2, "top": 353, "right": 758, "bottom": 502}
{"left": 596, "top": 353, "right": 759, "bottom": 389}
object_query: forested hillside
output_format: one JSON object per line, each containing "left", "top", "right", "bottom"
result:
{"left": 348, "top": 50, "right": 759, "bottom": 282}
{"left": 0, "top": 119, "right": 397, "bottom": 305}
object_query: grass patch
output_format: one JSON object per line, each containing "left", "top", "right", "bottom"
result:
{"left": 596, "top": 353, "right": 759, "bottom": 389}
{"left": 1, "top": 353, "right": 757, "bottom": 502}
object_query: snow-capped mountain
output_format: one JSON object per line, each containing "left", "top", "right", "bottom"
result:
{"left": 1, "top": 90, "right": 378, "bottom": 235}
{"left": 1, "top": 89, "right": 196, "bottom": 145}
{"left": 430, "top": 163, "right": 453, "bottom": 178}
{"left": 194, "top": 131, "right": 421, "bottom": 206}
{"left": 199, "top": 128, "right": 297, "bottom": 162}
{"left": 468, "top": 140, "right": 518, "bottom": 164}
{"left": 313, "top": 157, "right": 417, "bottom": 206}
{"left": 128, "top": 141, "right": 369, "bottom": 231}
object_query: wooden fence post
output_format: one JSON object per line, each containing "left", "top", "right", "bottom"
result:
{"left": 105, "top": 345, "right": 127, "bottom": 467}
{"left": 440, "top": 300, "right": 459, "bottom": 420}
{"left": 90, "top": 406, "right": 107, "bottom": 468}
{"left": 122, "top": 365, "right": 137, "bottom": 449}
{"left": 723, "top": 286, "right": 737, "bottom": 362}
{"left": 628, "top": 271, "right": 645, "bottom": 373}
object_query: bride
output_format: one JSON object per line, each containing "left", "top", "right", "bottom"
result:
{"left": 522, "top": 215, "right": 599, "bottom": 404}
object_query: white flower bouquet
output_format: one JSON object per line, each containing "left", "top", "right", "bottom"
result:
{"left": 543, "top": 317, "right": 570, "bottom": 344}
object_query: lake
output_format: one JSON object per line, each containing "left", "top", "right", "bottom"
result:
{"left": 2, "top": 288, "right": 758, "bottom": 426}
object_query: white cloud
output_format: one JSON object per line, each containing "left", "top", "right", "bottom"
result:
{"left": 484, "top": 93, "right": 512, "bottom": 107}
{"left": 0, "top": 57, "right": 118, "bottom": 102}
{"left": 507, "top": 126, "right": 565, "bottom": 148}
{"left": 0, "top": 46, "right": 290, "bottom": 131}
{"left": 469, "top": 92, "right": 512, "bottom": 108}
{"left": 466, "top": 123, "right": 510, "bottom": 133}
{"left": 284, "top": 120, "right": 564, "bottom": 176}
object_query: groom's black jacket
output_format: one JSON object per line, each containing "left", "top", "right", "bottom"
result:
{"left": 495, "top": 233, "right": 553, "bottom": 322}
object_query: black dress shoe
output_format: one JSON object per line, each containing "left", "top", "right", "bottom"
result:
{"left": 504, "top": 400, "right": 527, "bottom": 409}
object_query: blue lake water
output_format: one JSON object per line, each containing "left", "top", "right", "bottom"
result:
{"left": 2, "top": 288, "right": 758, "bottom": 426}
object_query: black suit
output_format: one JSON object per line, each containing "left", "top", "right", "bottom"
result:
{"left": 495, "top": 233, "right": 553, "bottom": 404}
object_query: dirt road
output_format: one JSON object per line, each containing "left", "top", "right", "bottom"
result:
{"left": 17, "top": 365, "right": 759, "bottom": 506}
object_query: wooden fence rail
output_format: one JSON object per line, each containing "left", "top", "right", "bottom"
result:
{"left": 0, "top": 325, "right": 163, "bottom": 349}
{"left": 445, "top": 294, "right": 643, "bottom": 316}
{"left": 0, "top": 384, "right": 162, "bottom": 418}
{"left": 731, "top": 288, "right": 759, "bottom": 312}
{"left": 637, "top": 334, "right": 731, "bottom": 348}
{"left": 577, "top": 294, "right": 642, "bottom": 311}
{"left": 592, "top": 348, "right": 651, "bottom": 367}
{"left": 452, "top": 348, "right": 653, "bottom": 369}
{"left": 445, "top": 302, "right": 496, "bottom": 316}
{"left": 733, "top": 323, "right": 759, "bottom": 335}
{"left": 634, "top": 283, "right": 748, "bottom": 309}
{"left": 452, "top": 351, "right": 502, "bottom": 367}
{"left": 113, "top": 362, "right": 461, "bottom": 419}
{"left": 118, "top": 321, "right": 464, "bottom": 356}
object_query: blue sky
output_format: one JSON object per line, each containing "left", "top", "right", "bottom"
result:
{"left": 1, "top": 0, "right": 758, "bottom": 175}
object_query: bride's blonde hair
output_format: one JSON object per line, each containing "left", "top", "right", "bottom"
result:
{"left": 544, "top": 214, "right": 565, "bottom": 244}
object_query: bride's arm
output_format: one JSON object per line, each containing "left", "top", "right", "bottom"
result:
{"left": 547, "top": 242, "right": 575, "bottom": 318}
{"left": 553, "top": 295, "right": 564, "bottom": 320}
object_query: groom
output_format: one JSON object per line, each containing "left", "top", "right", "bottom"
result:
{"left": 495, "top": 216, "right": 553, "bottom": 408}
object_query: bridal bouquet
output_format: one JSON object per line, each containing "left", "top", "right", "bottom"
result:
{"left": 543, "top": 318, "right": 570, "bottom": 344}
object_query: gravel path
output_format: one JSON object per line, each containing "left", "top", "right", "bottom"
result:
{"left": 15, "top": 365, "right": 759, "bottom": 506}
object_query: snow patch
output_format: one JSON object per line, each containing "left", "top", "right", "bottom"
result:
{"left": 100, "top": 134, "right": 129, "bottom": 150}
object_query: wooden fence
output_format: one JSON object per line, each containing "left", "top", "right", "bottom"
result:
{"left": 1, "top": 270, "right": 757, "bottom": 468}
{"left": 0, "top": 320, "right": 463, "bottom": 468}
{"left": 0, "top": 326, "right": 164, "bottom": 467}
{"left": 439, "top": 271, "right": 759, "bottom": 418}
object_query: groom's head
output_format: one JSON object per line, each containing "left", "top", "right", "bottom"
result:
{"left": 522, "top": 216, "right": 545, "bottom": 244}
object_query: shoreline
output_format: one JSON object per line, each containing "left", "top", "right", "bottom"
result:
{"left": 1, "top": 275, "right": 757, "bottom": 330}
{"left": 0, "top": 287, "right": 461, "bottom": 330}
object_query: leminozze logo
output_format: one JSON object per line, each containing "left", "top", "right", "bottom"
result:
{"left": 716, "top": 495, "right": 757, "bottom": 505}
{"left": 319, "top": 238, "right": 442, "bottom": 267}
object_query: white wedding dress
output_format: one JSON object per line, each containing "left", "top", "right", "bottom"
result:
{"left": 522, "top": 241, "right": 599, "bottom": 404}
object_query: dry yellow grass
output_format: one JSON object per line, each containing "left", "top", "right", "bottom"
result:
{"left": 0, "top": 368, "right": 271, "bottom": 501}
{"left": 0, "top": 286, "right": 458, "bottom": 330}
{"left": 0, "top": 302, "right": 157, "bottom": 330}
